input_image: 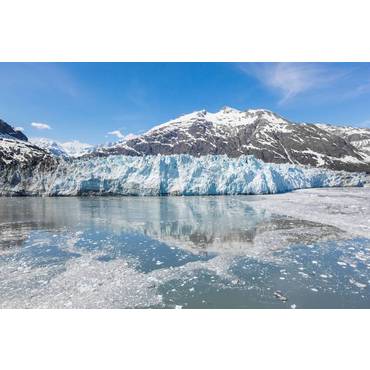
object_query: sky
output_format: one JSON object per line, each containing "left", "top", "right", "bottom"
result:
{"left": 1, "top": 62, "right": 370, "bottom": 144}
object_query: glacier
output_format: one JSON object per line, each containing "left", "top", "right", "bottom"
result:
{"left": 0, "top": 154, "right": 367, "bottom": 196}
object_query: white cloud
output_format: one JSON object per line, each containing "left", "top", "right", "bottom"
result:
{"left": 31, "top": 122, "right": 51, "bottom": 130}
{"left": 107, "top": 130, "right": 137, "bottom": 141}
{"left": 108, "top": 130, "right": 125, "bottom": 139}
{"left": 240, "top": 63, "right": 342, "bottom": 104}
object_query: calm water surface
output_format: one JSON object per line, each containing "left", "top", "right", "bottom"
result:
{"left": 1, "top": 194, "right": 369, "bottom": 308}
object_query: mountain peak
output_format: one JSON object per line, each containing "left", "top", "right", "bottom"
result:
{"left": 244, "top": 109, "right": 289, "bottom": 124}
{"left": 220, "top": 106, "right": 241, "bottom": 114}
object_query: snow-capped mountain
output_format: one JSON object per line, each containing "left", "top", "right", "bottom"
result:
{"left": 0, "top": 137, "right": 53, "bottom": 168}
{"left": 1, "top": 118, "right": 54, "bottom": 170}
{"left": 95, "top": 107, "right": 370, "bottom": 173}
{"left": 29, "top": 138, "right": 68, "bottom": 157}
{"left": 315, "top": 124, "right": 370, "bottom": 157}
{"left": 61, "top": 140, "right": 94, "bottom": 157}
{"left": 30, "top": 137, "right": 94, "bottom": 158}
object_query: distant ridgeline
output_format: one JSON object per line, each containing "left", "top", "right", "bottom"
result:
{"left": 1, "top": 108, "right": 370, "bottom": 196}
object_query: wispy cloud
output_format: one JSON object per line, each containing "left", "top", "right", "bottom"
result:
{"left": 239, "top": 63, "right": 345, "bottom": 104}
{"left": 15, "top": 127, "right": 24, "bottom": 132}
{"left": 31, "top": 122, "right": 51, "bottom": 130}
{"left": 108, "top": 130, "right": 125, "bottom": 139}
{"left": 108, "top": 130, "right": 137, "bottom": 141}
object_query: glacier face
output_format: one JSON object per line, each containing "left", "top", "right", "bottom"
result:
{"left": 0, "top": 154, "right": 366, "bottom": 196}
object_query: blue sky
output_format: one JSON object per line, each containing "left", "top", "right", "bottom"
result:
{"left": 1, "top": 62, "right": 370, "bottom": 144}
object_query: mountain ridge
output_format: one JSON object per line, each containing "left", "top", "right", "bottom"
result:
{"left": 1, "top": 109, "right": 370, "bottom": 173}
{"left": 93, "top": 107, "right": 370, "bottom": 173}
{"left": 0, "top": 118, "right": 28, "bottom": 141}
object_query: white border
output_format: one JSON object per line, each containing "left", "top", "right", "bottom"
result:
{"left": 0, "top": 0, "right": 370, "bottom": 61}
{"left": 1, "top": 309, "right": 369, "bottom": 370}
{"left": 1, "top": 0, "right": 370, "bottom": 369}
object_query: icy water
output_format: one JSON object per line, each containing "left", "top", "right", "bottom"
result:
{"left": 1, "top": 188, "right": 370, "bottom": 308}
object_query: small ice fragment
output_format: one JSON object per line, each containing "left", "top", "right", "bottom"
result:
{"left": 274, "top": 290, "right": 288, "bottom": 302}
{"left": 312, "top": 260, "right": 318, "bottom": 264}
{"left": 320, "top": 274, "right": 328, "bottom": 279}
{"left": 189, "top": 287, "right": 195, "bottom": 292}
{"left": 279, "top": 277, "right": 285, "bottom": 280}
{"left": 337, "top": 261, "right": 347, "bottom": 266}
{"left": 156, "top": 261, "right": 163, "bottom": 265}
{"left": 298, "top": 271, "right": 309, "bottom": 278}
{"left": 349, "top": 279, "right": 367, "bottom": 289}
{"left": 311, "top": 288, "right": 319, "bottom": 292}
{"left": 175, "top": 305, "right": 182, "bottom": 309}
{"left": 290, "top": 304, "right": 296, "bottom": 309}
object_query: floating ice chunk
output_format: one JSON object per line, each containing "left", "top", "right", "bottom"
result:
{"left": 298, "top": 272, "right": 309, "bottom": 278}
{"left": 349, "top": 279, "right": 367, "bottom": 289}
{"left": 274, "top": 290, "right": 288, "bottom": 301}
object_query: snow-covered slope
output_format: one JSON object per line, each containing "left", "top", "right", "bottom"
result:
{"left": 315, "top": 124, "right": 370, "bottom": 159}
{"left": 0, "top": 137, "right": 53, "bottom": 167}
{"left": 60, "top": 140, "right": 94, "bottom": 157}
{"left": 30, "top": 137, "right": 94, "bottom": 158}
{"left": 0, "top": 136, "right": 57, "bottom": 196}
{"left": 97, "top": 107, "right": 370, "bottom": 173}
{"left": 0, "top": 154, "right": 366, "bottom": 196}
{"left": 0, "top": 118, "right": 28, "bottom": 141}
{"left": 30, "top": 138, "right": 68, "bottom": 157}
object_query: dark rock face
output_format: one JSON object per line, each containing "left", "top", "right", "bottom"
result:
{"left": 94, "top": 108, "right": 370, "bottom": 173}
{"left": 0, "top": 118, "right": 28, "bottom": 141}
{"left": 0, "top": 117, "right": 59, "bottom": 189}
{"left": 0, "top": 134, "right": 59, "bottom": 195}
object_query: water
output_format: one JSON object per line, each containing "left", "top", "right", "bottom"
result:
{"left": 1, "top": 189, "right": 370, "bottom": 308}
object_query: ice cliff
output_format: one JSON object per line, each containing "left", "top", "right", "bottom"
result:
{"left": 0, "top": 154, "right": 366, "bottom": 196}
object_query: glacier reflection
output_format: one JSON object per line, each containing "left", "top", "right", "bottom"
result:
{"left": 0, "top": 196, "right": 345, "bottom": 257}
